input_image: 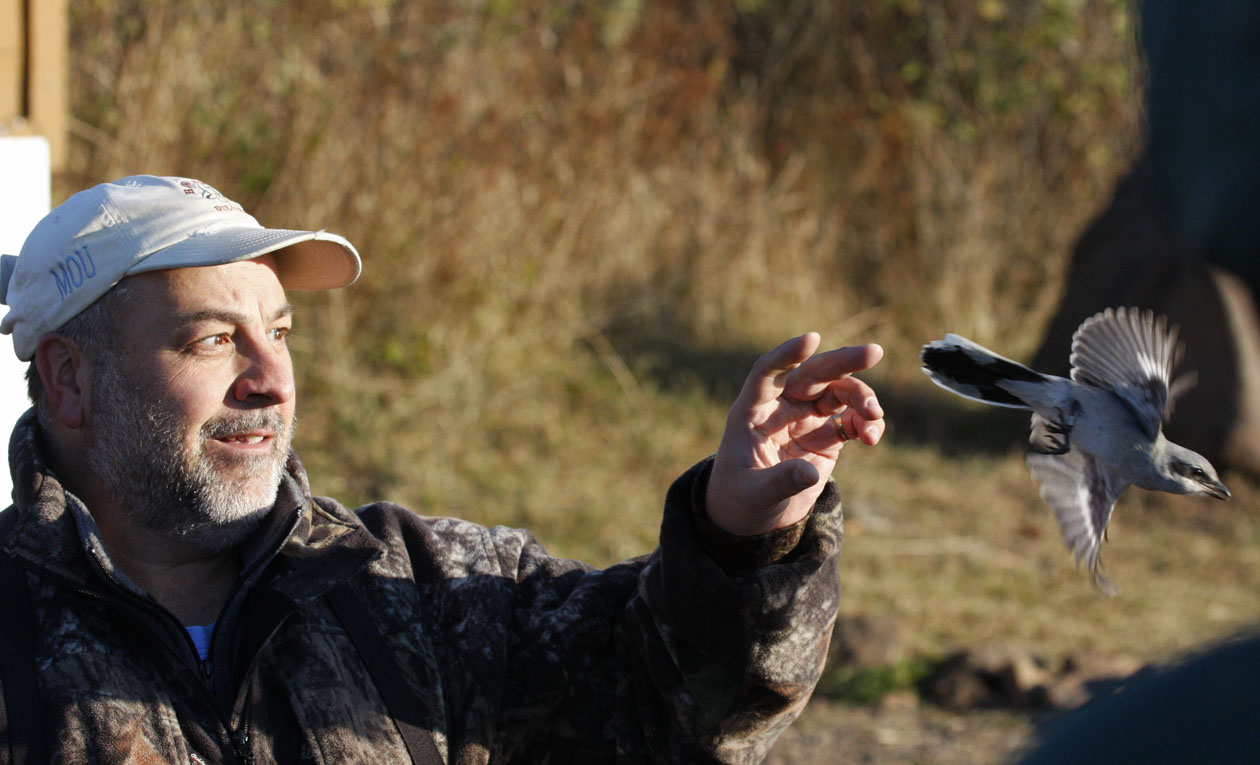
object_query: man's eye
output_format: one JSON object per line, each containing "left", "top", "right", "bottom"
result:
{"left": 194, "top": 333, "right": 231, "bottom": 349}
{"left": 270, "top": 327, "right": 290, "bottom": 342}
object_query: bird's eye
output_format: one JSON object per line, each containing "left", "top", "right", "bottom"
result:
{"left": 1172, "top": 462, "right": 1209, "bottom": 480}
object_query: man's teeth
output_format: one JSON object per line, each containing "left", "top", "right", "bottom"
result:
{"left": 224, "top": 435, "right": 265, "bottom": 444}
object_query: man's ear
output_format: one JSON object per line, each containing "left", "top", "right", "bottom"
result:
{"left": 33, "top": 336, "right": 91, "bottom": 429}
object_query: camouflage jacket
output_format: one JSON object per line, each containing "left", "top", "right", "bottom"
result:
{"left": 1, "top": 411, "right": 844, "bottom": 763}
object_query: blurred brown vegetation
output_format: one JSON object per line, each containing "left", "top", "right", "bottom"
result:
{"left": 61, "top": 0, "right": 1143, "bottom": 565}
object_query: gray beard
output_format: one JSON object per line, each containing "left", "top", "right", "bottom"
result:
{"left": 83, "top": 360, "right": 293, "bottom": 553}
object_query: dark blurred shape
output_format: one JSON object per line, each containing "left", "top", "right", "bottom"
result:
{"left": 1024, "top": 8, "right": 1260, "bottom": 762}
{"left": 1018, "top": 632, "right": 1260, "bottom": 763}
{"left": 1033, "top": 0, "right": 1260, "bottom": 473}
{"left": 1144, "top": 0, "right": 1260, "bottom": 287}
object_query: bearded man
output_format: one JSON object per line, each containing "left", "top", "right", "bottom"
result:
{"left": 0, "top": 175, "right": 885, "bottom": 763}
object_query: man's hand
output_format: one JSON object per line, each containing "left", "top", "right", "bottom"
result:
{"left": 706, "top": 333, "right": 885, "bottom": 536}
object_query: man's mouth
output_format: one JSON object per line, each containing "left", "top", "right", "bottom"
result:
{"left": 219, "top": 434, "right": 269, "bottom": 445}
{"left": 202, "top": 412, "right": 289, "bottom": 457}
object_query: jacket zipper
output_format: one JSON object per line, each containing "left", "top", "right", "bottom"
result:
{"left": 231, "top": 723, "right": 254, "bottom": 765}
{"left": 224, "top": 616, "right": 293, "bottom": 765}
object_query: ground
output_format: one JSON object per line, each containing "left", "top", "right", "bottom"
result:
{"left": 771, "top": 698, "right": 1032, "bottom": 764}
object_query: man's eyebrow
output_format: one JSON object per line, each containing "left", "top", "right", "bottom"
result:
{"left": 176, "top": 303, "right": 295, "bottom": 326}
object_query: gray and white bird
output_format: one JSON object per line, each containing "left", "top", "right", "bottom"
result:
{"left": 919, "top": 307, "right": 1230, "bottom": 594}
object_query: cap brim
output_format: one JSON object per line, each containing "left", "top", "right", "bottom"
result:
{"left": 127, "top": 227, "right": 361, "bottom": 290}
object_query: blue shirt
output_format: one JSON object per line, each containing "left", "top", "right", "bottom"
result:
{"left": 185, "top": 623, "right": 215, "bottom": 662}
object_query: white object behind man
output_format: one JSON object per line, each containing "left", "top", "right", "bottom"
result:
{"left": 0, "top": 137, "right": 52, "bottom": 504}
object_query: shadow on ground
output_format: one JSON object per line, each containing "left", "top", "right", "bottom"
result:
{"left": 603, "top": 328, "right": 761, "bottom": 403}
{"left": 878, "top": 381, "right": 1028, "bottom": 456}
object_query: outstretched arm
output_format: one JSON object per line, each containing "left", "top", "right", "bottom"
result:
{"left": 706, "top": 332, "right": 885, "bottom": 536}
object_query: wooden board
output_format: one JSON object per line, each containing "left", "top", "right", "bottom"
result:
{"left": 0, "top": 0, "right": 22, "bottom": 125}
{"left": 0, "top": 0, "right": 66, "bottom": 169}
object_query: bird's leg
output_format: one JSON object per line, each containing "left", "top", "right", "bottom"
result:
{"left": 1030, "top": 406, "right": 1076, "bottom": 455}
{"left": 1043, "top": 415, "right": 1072, "bottom": 454}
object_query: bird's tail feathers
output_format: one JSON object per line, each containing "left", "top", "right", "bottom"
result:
{"left": 920, "top": 334, "right": 1048, "bottom": 409}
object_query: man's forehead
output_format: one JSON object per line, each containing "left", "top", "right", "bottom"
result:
{"left": 123, "top": 257, "right": 290, "bottom": 322}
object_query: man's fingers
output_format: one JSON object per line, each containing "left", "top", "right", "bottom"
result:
{"left": 735, "top": 332, "right": 822, "bottom": 412}
{"left": 822, "top": 376, "right": 883, "bottom": 419}
{"left": 759, "top": 374, "right": 883, "bottom": 436}
{"left": 835, "top": 408, "right": 886, "bottom": 445}
{"left": 785, "top": 343, "right": 885, "bottom": 401}
{"left": 739, "top": 337, "right": 884, "bottom": 412}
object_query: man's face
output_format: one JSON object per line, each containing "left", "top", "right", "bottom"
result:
{"left": 82, "top": 256, "right": 297, "bottom": 550}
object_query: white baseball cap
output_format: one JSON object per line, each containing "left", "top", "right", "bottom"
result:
{"left": 0, "top": 175, "right": 361, "bottom": 360}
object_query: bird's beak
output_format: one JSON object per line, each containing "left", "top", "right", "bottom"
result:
{"left": 1205, "top": 481, "right": 1231, "bottom": 501}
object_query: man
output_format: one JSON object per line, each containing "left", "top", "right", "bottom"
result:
{"left": 0, "top": 175, "right": 885, "bottom": 763}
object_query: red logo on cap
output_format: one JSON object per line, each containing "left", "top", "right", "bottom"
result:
{"left": 179, "top": 179, "right": 227, "bottom": 201}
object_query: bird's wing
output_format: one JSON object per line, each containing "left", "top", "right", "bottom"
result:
{"left": 1027, "top": 449, "right": 1130, "bottom": 596}
{"left": 1068, "top": 307, "right": 1182, "bottom": 440}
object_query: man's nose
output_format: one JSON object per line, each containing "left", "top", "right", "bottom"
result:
{"left": 232, "top": 338, "right": 295, "bottom": 406}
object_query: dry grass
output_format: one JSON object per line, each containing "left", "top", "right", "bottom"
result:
{"left": 58, "top": 0, "right": 1257, "bottom": 683}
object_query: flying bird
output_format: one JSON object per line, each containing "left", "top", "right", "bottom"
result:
{"left": 919, "top": 307, "right": 1230, "bottom": 594}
